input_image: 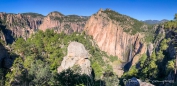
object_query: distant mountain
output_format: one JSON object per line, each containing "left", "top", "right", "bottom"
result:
{"left": 142, "top": 19, "right": 169, "bottom": 24}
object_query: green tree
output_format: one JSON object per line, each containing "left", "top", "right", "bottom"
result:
{"left": 5, "top": 57, "right": 27, "bottom": 86}
{"left": 166, "top": 60, "right": 175, "bottom": 73}
{"left": 150, "top": 51, "right": 156, "bottom": 61}
{"left": 174, "top": 13, "right": 177, "bottom": 20}
{"left": 28, "top": 60, "right": 51, "bottom": 85}
{"left": 0, "top": 68, "right": 5, "bottom": 86}
{"left": 148, "top": 61, "right": 158, "bottom": 78}
{"left": 123, "top": 66, "right": 138, "bottom": 78}
{"left": 139, "top": 54, "right": 147, "bottom": 67}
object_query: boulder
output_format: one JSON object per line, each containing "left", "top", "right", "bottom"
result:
{"left": 147, "top": 43, "right": 154, "bottom": 57}
{"left": 57, "top": 42, "right": 92, "bottom": 75}
{"left": 125, "top": 77, "right": 154, "bottom": 86}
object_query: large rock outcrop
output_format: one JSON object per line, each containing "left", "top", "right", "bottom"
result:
{"left": 57, "top": 42, "right": 92, "bottom": 75}
{"left": 0, "top": 12, "right": 43, "bottom": 40}
{"left": 39, "top": 11, "right": 88, "bottom": 34}
{"left": 0, "top": 12, "right": 88, "bottom": 43}
{"left": 84, "top": 9, "right": 147, "bottom": 62}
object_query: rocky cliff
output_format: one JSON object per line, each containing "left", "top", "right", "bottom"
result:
{"left": 39, "top": 11, "right": 88, "bottom": 34}
{"left": 58, "top": 42, "right": 92, "bottom": 75}
{"left": 84, "top": 9, "right": 147, "bottom": 62}
{"left": 0, "top": 12, "right": 43, "bottom": 41}
{"left": 0, "top": 12, "right": 88, "bottom": 43}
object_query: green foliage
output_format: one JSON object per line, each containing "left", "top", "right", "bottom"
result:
{"left": 28, "top": 60, "right": 51, "bottom": 85}
{"left": 5, "top": 57, "right": 27, "bottom": 86}
{"left": 109, "top": 55, "right": 118, "bottom": 62}
{"left": 150, "top": 51, "right": 156, "bottom": 61}
{"left": 148, "top": 61, "right": 158, "bottom": 78}
{"left": 4, "top": 29, "right": 117, "bottom": 85}
{"left": 139, "top": 54, "right": 147, "bottom": 67}
{"left": 156, "top": 51, "right": 164, "bottom": 61}
{"left": 0, "top": 68, "right": 5, "bottom": 85}
{"left": 103, "top": 9, "right": 146, "bottom": 35}
{"left": 91, "top": 62, "right": 103, "bottom": 78}
{"left": 145, "top": 34, "right": 154, "bottom": 43}
{"left": 22, "top": 12, "right": 44, "bottom": 18}
{"left": 164, "top": 14, "right": 177, "bottom": 29}
{"left": 51, "top": 14, "right": 88, "bottom": 23}
{"left": 56, "top": 68, "right": 91, "bottom": 86}
{"left": 123, "top": 66, "right": 138, "bottom": 78}
{"left": 174, "top": 13, "right": 177, "bottom": 20}
{"left": 166, "top": 60, "right": 175, "bottom": 73}
{"left": 160, "top": 39, "right": 170, "bottom": 51}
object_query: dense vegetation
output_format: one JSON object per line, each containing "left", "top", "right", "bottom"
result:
{"left": 22, "top": 12, "right": 44, "bottom": 18}
{"left": 52, "top": 15, "right": 88, "bottom": 23}
{"left": 164, "top": 14, "right": 177, "bottom": 29}
{"left": 122, "top": 38, "right": 173, "bottom": 85}
{"left": 0, "top": 29, "right": 120, "bottom": 86}
{"left": 103, "top": 9, "right": 146, "bottom": 35}
{"left": 121, "top": 14, "right": 177, "bottom": 85}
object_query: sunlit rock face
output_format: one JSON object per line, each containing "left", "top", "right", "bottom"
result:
{"left": 57, "top": 42, "right": 92, "bottom": 75}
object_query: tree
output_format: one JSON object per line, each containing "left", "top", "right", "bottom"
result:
{"left": 123, "top": 66, "right": 138, "bottom": 78}
{"left": 56, "top": 68, "right": 94, "bottom": 86}
{"left": 0, "top": 68, "right": 5, "bottom": 86}
{"left": 174, "top": 13, "right": 177, "bottom": 20}
{"left": 5, "top": 57, "right": 27, "bottom": 86}
{"left": 150, "top": 51, "right": 156, "bottom": 61}
{"left": 148, "top": 61, "right": 158, "bottom": 79}
{"left": 166, "top": 60, "right": 175, "bottom": 73}
{"left": 139, "top": 54, "right": 147, "bottom": 67}
{"left": 28, "top": 60, "right": 51, "bottom": 85}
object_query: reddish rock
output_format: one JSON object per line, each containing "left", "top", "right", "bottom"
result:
{"left": 0, "top": 12, "right": 42, "bottom": 39}
{"left": 39, "top": 12, "right": 88, "bottom": 34}
{"left": 84, "top": 9, "right": 147, "bottom": 62}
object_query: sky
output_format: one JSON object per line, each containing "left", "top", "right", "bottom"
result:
{"left": 0, "top": 0, "right": 176, "bottom": 20}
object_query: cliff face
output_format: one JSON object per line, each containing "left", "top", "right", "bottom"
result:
{"left": 84, "top": 9, "right": 147, "bottom": 62}
{"left": 0, "top": 12, "right": 88, "bottom": 43}
{"left": 0, "top": 13, "right": 43, "bottom": 40}
{"left": 39, "top": 12, "right": 88, "bottom": 34}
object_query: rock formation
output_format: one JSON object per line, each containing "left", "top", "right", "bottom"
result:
{"left": 84, "top": 9, "right": 147, "bottom": 62}
{"left": 125, "top": 77, "right": 154, "bottom": 86}
{"left": 39, "top": 12, "right": 88, "bottom": 34}
{"left": 0, "top": 12, "right": 88, "bottom": 43}
{"left": 147, "top": 43, "right": 154, "bottom": 57}
{"left": 57, "top": 42, "right": 92, "bottom": 75}
{"left": 0, "top": 12, "right": 43, "bottom": 40}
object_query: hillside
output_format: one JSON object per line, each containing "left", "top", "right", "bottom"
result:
{"left": 85, "top": 9, "right": 154, "bottom": 65}
{"left": 142, "top": 19, "right": 169, "bottom": 24}
{"left": 0, "top": 9, "right": 177, "bottom": 86}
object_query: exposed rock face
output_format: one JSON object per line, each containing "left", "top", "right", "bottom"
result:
{"left": 0, "top": 12, "right": 88, "bottom": 43}
{"left": 84, "top": 9, "right": 146, "bottom": 62}
{"left": 39, "top": 12, "right": 88, "bottom": 34}
{"left": 154, "top": 25, "right": 165, "bottom": 52}
{"left": 57, "top": 42, "right": 92, "bottom": 75}
{"left": 0, "top": 12, "right": 43, "bottom": 40}
{"left": 147, "top": 43, "right": 154, "bottom": 57}
{"left": 0, "top": 29, "right": 6, "bottom": 42}
{"left": 132, "top": 43, "right": 147, "bottom": 65}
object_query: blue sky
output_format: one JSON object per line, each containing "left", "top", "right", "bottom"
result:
{"left": 0, "top": 0, "right": 176, "bottom": 20}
